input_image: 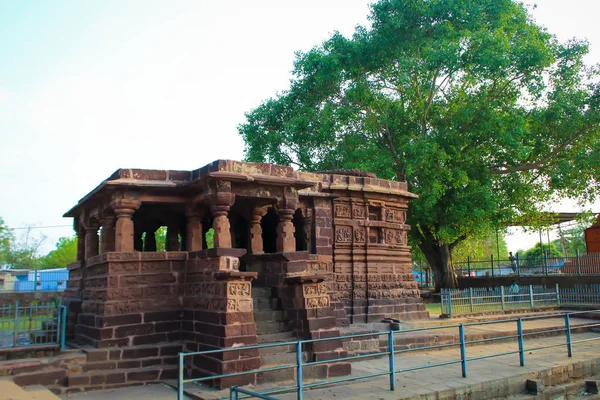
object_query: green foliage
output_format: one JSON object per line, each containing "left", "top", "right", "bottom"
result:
{"left": 452, "top": 233, "right": 509, "bottom": 264}
{"left": 205, "top": 228, "right": 215, "bottom": 249}
{"left": 238, "top": 0, "right": 600, "bottom": 288}
{"left": 41, "top": 236, "right": 77, "bottom": 269}
{"left": 154, "top": 226, "right": 167, "bottom": 252}
{"left": 549, "top": 223, "right": 589, "bottom": 257}
{"left": 520, "top": 242, "right": 562, "bottom": 266}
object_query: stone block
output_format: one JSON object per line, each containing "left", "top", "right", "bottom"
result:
{"left": 127, "top": 368, "right": 160, "bottom": 382}
{"left": 526, "top": 379, "right": 545, "bottom": 394}
{"left": 14, "top": 368, "right": 67, "bottom": 387}
{"left": 114, "top": 323, "right": 154, "bottom": 338}
{"left": 132, "top": 333, "right": 168, "bottom": 346}
{"left": 105, "top": 371, "right": 126, "bottom": 385}
{"left": 98, "top": 314, "right": 142, "bottom": 328}
{"left": 67, "top": 373, "right": 90, "bottom": 387}
{"left": 122, "top": 347, "right": 159, "bottom": 359}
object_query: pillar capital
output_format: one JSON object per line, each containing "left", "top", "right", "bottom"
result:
{"left": 99, "top": 215, "right": 115, "bottom": 227}
{"left": 111, "top": 198, "right": 141, "bottom": 217}
{"left": 250, "top": 206, "right": 268, "bottom": 254}
{"left": 110, "top": 196, "right": 140, "bottom": 253}
{"left": 276, "top": 187, "right": 298, "bottom": 212}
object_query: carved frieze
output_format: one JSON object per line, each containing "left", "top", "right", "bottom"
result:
{"left": 227, "top": 282, "right": 251, "bottom": 297}
{"left": 352, "top": 204, "right": 366, "bottom": 219}
{"left": 305, "top": 296, "right": 330, "bottom": 308}
{"left": 335, "top": 226, "right": 352, "bottom": 243}
{"left": 334, "top": 203, "right": 351, "bottom": 218}
{"left": 354, "top": 227, "right": 366, "bottom": 243}
{"left": 385, "top": 209, "right": 406, "bottom": 224}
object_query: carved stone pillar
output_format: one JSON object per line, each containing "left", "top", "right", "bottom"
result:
{"left": 185, "top": 214, "right": 203, "bottom": 252}
{"left": 250, "top": 207, "right": 267, "bottom": 254}
{"left": 212, "top": 206, "right": 231, "bottom": 248}
{"left": 276, "top": 209, "right": 295, "bottom": 253}
{"left": 208, "top": 180, "right": 234, "bottom": 249}
{"left": 76, "top": 226, "right": 85, "bottom": 262}
{"left": 99, "top": 216, "right": 115, "bottom": 254}
{"left": 84, "top": 222, "right": 100, "bottom": 260}
{"left": 166, "top": 225, "right": 180, "bottom": 251}
{"left": 277, "top": 187, "right": 298, "bottom": 253}
{"left": 111, "top": 197, "right": 141, "bottom": 253}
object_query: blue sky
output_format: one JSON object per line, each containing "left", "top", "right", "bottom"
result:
{"left": 1, "top": 0, "right": 599, "bottom": 254}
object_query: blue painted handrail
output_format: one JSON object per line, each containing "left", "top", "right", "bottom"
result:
{"left": 176, "top": 308, "right": 600, "bottom": 400}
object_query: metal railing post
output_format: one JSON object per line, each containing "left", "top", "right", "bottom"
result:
{"left": 467, "top": 256, "right": 471, "bottom": 276}
{"left": 555, "top": 283, "right": 560, "bottom": 306}
{"left": 517, "top": 318, "right": 524, "bottom": 366}
{"left": 459, "top": 324, "right": 467, "bottom": 378}
{"left": 516, "top": 253, "right": 520, "bottom": 276}
{"left": 230, "top": 386, "right": 239, "bottom": 400}
{"left": 388, "top": 330, "right": 396, "bottom": 391}
{"left": 13, "top": 300, "right": 19, "bottom": 348}
{"left": 500, "top": 286, "right": 505, "bottom": 311}
{"left": 565, "top": 314, "right": 572, "bottom": 357}
{"left": 491, "top": 254, "right": 494, "bottom": 277}
{"left": 33, "top": 266, "right": 38, "bottom": 292}
{"left": 469, "top": 288, "right": 474, "bottom": 312}
{"left": 448, "top": 293, "right": 453, "bottom": 319}
{"left": 60, "top": 305, "right": 67, "bottom": 350}
{"left": 296, "top": 341, "right": 303, "bottom": 400}
{"left": 576, "top": 250, "right": 581, "bottom": 275}
{"left": 529, "top": 285, "right": 534, "bottom": 308}
{"left": 544, "top": 253, "right": 548, "bottom": 275}
{"left": 178, "top": 353, "right": 184, "bottom": 400}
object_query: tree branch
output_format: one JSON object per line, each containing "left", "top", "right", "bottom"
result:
{"left": 490, "top": 125, "right": 593, "bottom": 175}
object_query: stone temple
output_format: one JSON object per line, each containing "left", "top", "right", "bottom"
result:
{"left": 63, "top": 160, "right": 427, "bottom": 387}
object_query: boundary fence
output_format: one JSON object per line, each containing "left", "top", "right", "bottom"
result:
{"left": 441, "top": 284, "right": 600, "bottom": 317}
{"left": 454, "top": 252, "right": 600, "bottom": 277}
{"left": 0, "top": 301, "right": 67, "bottom": 349}
{"left": 0, "top": 268, "right": 69, "bottom": 293}
{"left": 177, "top": 310, "right": 600, "bottom": 400}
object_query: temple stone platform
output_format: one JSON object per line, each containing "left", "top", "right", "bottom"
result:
{"left": 57, "top": 160, "right": 428, "bottom": 391}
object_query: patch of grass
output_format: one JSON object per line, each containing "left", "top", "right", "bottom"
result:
{"left": 425, "top": 303, "right": 442, "bottom": 316}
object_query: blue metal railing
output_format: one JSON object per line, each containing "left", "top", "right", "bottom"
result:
{"left": 177, "top": 309, "right": 600, "bottom": 400}
{"left": 455, "top": 252, "right": 600, "bottom": 277}
{"left": 442, "top": 284, "right": 600, "bottom": 317}
{"left": 0, "top": 300, "right": 66, "bottom": 349}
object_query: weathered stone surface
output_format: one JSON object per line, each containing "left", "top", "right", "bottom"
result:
{"left": 63, "top": 160, "right": 426, "bottom": 389}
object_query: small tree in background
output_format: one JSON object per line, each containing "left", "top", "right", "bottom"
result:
{"left": 41, "top": 236, "right": 77, "bottom": 269}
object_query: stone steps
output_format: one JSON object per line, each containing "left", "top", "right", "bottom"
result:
{"left": 253, "top": 309, "right": 286, "bottom": 322}
{"left": 256, "top": 321, "right": 290, "bottom": 334}
{"left": 260, "top": 351, "right": 309, "bottom": 366}
{"left": 256, "top": 331, "right": 297, "bottom": 344}
{"left": 12, "top": 367, "right": 68, "bottom": 387}
{"left": 0, "top": 380, "right": 61, "bottom": 400}
{"left": 0, "top": 351, "right": 86, "bottom": 377}
{"left": 67, "top": 365, "right": 178, "bottom": 389}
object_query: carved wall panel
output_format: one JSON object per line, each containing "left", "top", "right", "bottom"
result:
{"left": 335, "top": 226, "right": 352, "bottom": 243}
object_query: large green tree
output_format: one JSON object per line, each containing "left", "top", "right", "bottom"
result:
{"left": 239, "top": 0, "right": 600, "bottom": 290}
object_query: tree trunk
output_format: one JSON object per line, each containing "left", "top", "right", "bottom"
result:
{"left": 418, "top": 237, "right": 458, "bottom": 291}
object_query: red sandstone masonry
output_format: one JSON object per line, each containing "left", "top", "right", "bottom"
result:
{"left": 62, "top": 160, "right": 426, "bottom": 391}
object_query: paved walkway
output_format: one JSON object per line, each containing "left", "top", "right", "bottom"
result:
{"left": 60, "top": 315, "right": 600, "bottom": 400}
